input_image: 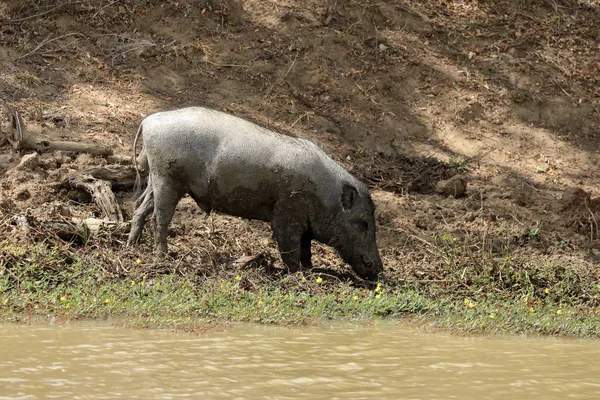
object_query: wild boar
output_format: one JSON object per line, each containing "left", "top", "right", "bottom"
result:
{"left": 127, "top": 107, "right": 383, "bottom": 280}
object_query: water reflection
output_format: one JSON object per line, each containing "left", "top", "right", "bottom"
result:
{"left": 0, "top": 321, "right": 599, "bottom": 399}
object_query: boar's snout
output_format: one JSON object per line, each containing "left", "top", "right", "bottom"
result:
{"left": 351, "top": 255, "right": 383, "bottom": 281}
{"left": 366, "top": 257, "right": 384, "bottom": 281}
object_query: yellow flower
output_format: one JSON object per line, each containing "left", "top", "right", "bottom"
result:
{"left": 375, "top": 294, "right": 381, "bottom": 299}
{"left": 556, "top": 309, "right": 562, "bottom": 315}
{"left": 104, "top": 298, "right": 111, "bottom": 304}
{"left": 468, "top": 302, "right": 475, "bottom": 309}
{"left": 316, "top": 277, "right": 323, "bottom": 284}
{"left": 353, "top": 295, "right": 359, "bottom": 301}
{"left": 2, "top": 299, "right": 8, "bottom": 305}
{"left": 544, "top": 288, "right": 550, "bottom": 295}
{"left": 235, "top": 275, "right": 242, "bottom": 281}
{"left": 375, "top": 282, "right": 383, "bottom": 293}
{"left": 136, "top": 258, "right": 141, "bottom": 264}
{"left": 65, "top": 304, "right": 70, "bottom": 309}
{"left": 489, "top": 313, "right": 496, "bottom": 319}
{"left": 130, "top": 281, "right": 135, "bottom": 286}
{"left": 523, "top": 296, "right": 528, "bottom": 303}
{"left": 258, "top": 300, "right": 264, "bottom": 306}
{"left": 464, "top": 298, "right": 470, "bottom": 305}
{"left": 60, "top": 296, "right": 67, "bottom": 302}
{"left": 529, "top": 307, "right": 535, "bottom": 313}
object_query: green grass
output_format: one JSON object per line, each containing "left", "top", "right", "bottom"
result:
{"left": 1, "top": 240, "right": 599, "bottom": 337}
{"left": 448, "top": 156, "right": 470, "bottom": 173}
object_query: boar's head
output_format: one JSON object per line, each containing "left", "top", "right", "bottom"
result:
{"left": 328, "top": 183, "right": 383, "bottom": 281}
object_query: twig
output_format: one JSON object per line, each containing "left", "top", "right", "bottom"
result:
{"left": 285, "top": 51, "right": 300, "bottom": 76}
{"left": 391, "top": 225, "right": 440, "bottom": 255}
{"left": 19, "top": 33, "right": 81, "bottom": 59}
{"left": 107, "top": 39, "right": 176, "bottom": 61}
{"left": 584, "top": 198, "right": 599, "bottom": 241}
{"left": 289, "top": 112, "right": 314, "bottom": 129}
{"left": 92, "top": 0, "right": 121, "bottom": 18}
{"left": 515, "top": 176, "right": 543, "bottom": 192}
{"left": 481, "top": 222, "right": 488, "bottom": 274}
{"left": 312, "top": 270, "right": 345, "bottom": 284}
{"left": 202, "top": 59, "right": 250, "bottom": 68}
{"left": 355, "top": 83, "right": 383, "bottom": 106}
{"left": 344, "top": 20, "right": 360, "bottom": 37}
{"left": 10, "top": 0, "right": 94, "bottom": 22}
{"left": 114, "top": 42, "right": 157, "bottom": 58}
{"left": 560, "top": 87, "right": 573, "bottom": 99}
{"left": 414, "top": 279, "right": 454, "bottom": 284}
{"left": 372, "top": 17, "right": 379, "bottom": 49}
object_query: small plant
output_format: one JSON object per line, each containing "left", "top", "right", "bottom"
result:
{"left": 441, "top": 233, "right": 457, "bottom": 246}
{"left": 529, "top": 227, "right": 540, "bottom": 240}
{"left": 448, "top": 156, "right": 470, "bottom": 173}
{"left": 497, "top": 222, "right": 507, "bottom": 234}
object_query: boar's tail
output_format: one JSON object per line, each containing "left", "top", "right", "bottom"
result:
{"left": 132, "top": 123, "right": 144, "bottom": 199}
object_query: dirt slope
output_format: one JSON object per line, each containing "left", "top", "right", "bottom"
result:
{"left": 1, "top": 0, "right": 600, "bottom": 286}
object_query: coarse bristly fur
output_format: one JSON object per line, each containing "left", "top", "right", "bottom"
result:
{"left": 127, "top": 106, "right": 383, "bottom": 280}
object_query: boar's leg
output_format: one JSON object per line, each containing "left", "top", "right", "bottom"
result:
{"left": 271, "top": 223, "right": 304, "bottom": 273}
{"left": 152, "top": 176, "right": 185, "bottom": 256}
{"left": 271, "top": 203, "right": 311, "bottom": 272}
{"left": 134, "top": 174, "right": 153, "bottom": 208}
{"left": 300, "top": 232, "right": 313, "bottom": 269}
{"left": 127, "top": 181, "right": 154, "bottom": 245}
{"left": 128, "top": 193, "right": 154, "bottom": 245}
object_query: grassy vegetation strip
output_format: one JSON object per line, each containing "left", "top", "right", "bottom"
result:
{"left": 1, "top": 240, "right": 599, "bottom": 337}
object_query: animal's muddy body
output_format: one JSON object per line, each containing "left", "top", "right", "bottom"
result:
{"left": 128, "top": 107, "right": 383, "bottom": 280}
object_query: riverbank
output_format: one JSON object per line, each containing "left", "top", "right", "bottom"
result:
{"left": 2, "top": 0, "right": 600, "bottom": 338}
{"left": 2, "top": 239, "right": 599, "bottom": 337}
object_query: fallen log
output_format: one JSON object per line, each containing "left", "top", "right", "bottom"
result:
{"left": 83, "top": 165, "right": 138, "bottom": 190}
{"left": 9, "top": 214, "right": 84, "bottom": 243}
{"left": 40, "top": 220, "right": 90, "bottom": 244}
{"left": 65, "top": 174, "right": 124, "bottom": 222}
{"left": 4, "top": 106, "right": 114, "bottom": 156}
{"left": 10, "top": 215, "right": 122, "bottom": 244}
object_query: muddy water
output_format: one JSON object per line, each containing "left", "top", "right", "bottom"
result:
{"left": 1, "top": 322, "right": 599, "bottom": 399}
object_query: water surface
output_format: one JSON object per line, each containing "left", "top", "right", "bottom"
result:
{"left": 1, "top": 321, "right": 599, "bottom": 399}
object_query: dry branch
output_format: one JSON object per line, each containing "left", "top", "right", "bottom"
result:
{"left": 65, "top": 174, "right": 124, "bottom": 222}
{"left": 18, "top": 32, "right": 82, "bottom": 59}
{"left": 83, "top": 165, "right": 137, "bottom": 184}
{"left": 4, "top": 107, "right": 113, "bottom": 156}
{"left": 9, "top": 0, "right": 93, "bottom": 22}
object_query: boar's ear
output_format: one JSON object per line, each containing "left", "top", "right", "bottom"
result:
{"left": 341, "top": 184, "right": 358, "bottom": 211}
